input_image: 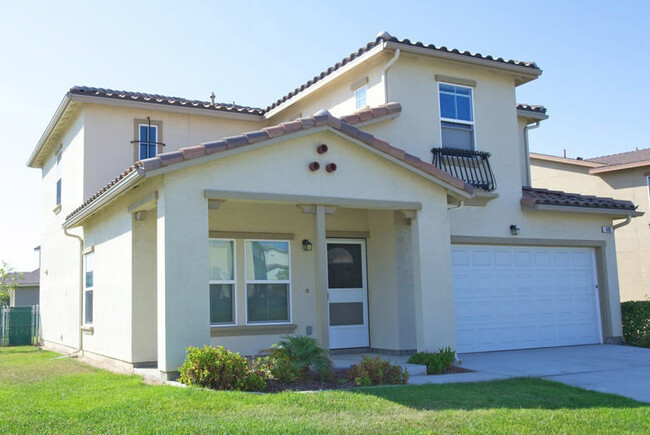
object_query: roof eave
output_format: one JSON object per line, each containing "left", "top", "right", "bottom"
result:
{"left": 524, "top": 202, "right": 643, "bottom": 218}
{"left": 27, "top": 94, "right": 72, "bottom": 168}
{"left": 589, "top": 160, "right": 650, "bottom": 174}
{"left": 529, "top": 153, "right": 604, "bottom": 168}
{"left": 263, "top": 43, "right": 386, "bottom": 120}
{"left": 62, "top": 168, "right": 145, "bottom": 228}
{"left": 71, "top": 94, "right": 264, "bottom": 122}
{"left": 386, "top": 41, "right": 542, "bottom": 85}
{"left": 517, "top": 109, "right": 549, "bottom": 122}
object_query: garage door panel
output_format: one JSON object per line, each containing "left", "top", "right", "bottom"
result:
{"left": 453, "top": 245, "right": 602, "bottom": 353}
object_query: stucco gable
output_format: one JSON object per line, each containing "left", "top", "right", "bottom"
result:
{"left": 64, "top": 109, "right": 473, "bottom": 225}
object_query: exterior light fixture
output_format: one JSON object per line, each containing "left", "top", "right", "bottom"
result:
{"left": 302, "top": 239, "right": 313, "bottom": 251}
{"left": 509, "top": 224, "right": 520, "bottom": 236}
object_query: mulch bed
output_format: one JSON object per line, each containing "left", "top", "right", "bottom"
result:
{"left": 443, "top": 365, "right": 473, "bottom": 374}
{"left": 265, "top": 368, "right": 355, "bottom": 392}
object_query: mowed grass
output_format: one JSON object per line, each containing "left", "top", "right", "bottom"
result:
{"left": 1, "top": 347, "right": 649, "bottom": 434}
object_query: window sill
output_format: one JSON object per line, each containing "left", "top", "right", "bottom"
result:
{"left": 81, "top": 325, "right": 94, "bottom": 335}
{"left": 210, "top": 323, "right": 297, "bottom": 337}
{"left": 53, "top": 204, "right": 62, "bottom": 215}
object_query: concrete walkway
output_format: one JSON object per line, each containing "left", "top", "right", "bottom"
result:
{"left": 458, "top": 344, "right": 650, "bottom": 403}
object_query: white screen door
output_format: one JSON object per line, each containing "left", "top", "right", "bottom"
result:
{"left": 327, "top": 239, "right": 369, "bottom": 349}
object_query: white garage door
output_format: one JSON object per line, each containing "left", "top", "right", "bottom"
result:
{"left": 452, "top": 244, "right": 602, "bottom": 353}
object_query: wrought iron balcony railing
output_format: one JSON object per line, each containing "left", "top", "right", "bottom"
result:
{"left": 431, "top": 147, "right": 497, "bottom": 191}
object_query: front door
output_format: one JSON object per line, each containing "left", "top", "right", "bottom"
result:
{"left": 327, "top": 239, "right": 369, "bottom": 349}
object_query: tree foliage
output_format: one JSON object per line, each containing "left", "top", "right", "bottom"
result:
{"left": 0, "top": 262, "right": 19, "bottom": 306}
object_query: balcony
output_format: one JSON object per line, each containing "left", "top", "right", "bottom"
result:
{"left": 431, "top": 147, "right": 497, "bottom": 191}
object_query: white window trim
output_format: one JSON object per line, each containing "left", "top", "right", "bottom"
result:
{"left": 138, "top": 124, "right": 159, "bottom": 160}
{"left": 244, "top": 239, "right": 292, "bottom": 325}
{"left": 83, "top": 252, "right": 94, "bottom": 326}
{"left": 355, "top": 85, "right": 368, "bottom": 110}
{"left": 208, "top": 238, "right": 237, "bottom": 327}
{"left": 437, "top": 81, "right": 477, "bottom": 150}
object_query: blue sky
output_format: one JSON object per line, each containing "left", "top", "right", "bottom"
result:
{"left": 0, "top": 0, "right": 648, "bottom": 270}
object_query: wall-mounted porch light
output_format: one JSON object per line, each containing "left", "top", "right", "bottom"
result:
{"left": 509, "top": 224, "right": 520, "bottom": 236}
{"left": 302, "top": 239, "right": 313, "bottom": 251}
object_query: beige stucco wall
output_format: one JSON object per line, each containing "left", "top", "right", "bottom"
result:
{"left": 82, "top": 103, "right": 261, "bottom": 199}
{"left": 531, "top": 158, "right": 650, "bottom": 301}
{"left": 148, "top": 129, "right": 453, "bottom": 370}
{"left": 40, "top": 112, "right": 85, "bottom": 351}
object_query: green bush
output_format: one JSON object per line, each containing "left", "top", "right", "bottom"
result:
{"left": 407, "top": 346, "right": 456, "bottom": 374}
{"left": 348, "top": 356, "right": 409, "bottom": 386}
{"left": 270, "top": 335, "right": 332, "bottom": 382}
{"left": 621, "top": 301, "right": 650, "bottom": 348}
{"left": 178, "top": 345, "right": 267, "bottom": 391}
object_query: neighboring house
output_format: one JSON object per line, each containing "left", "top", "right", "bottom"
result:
{"left": 531, "top": 149, "right": 650, "bottom": 302}
{"left": 4, "top": 269, "right": 40, "bottom": 307}
{"left": 28, "top": 32, "right": 640, "bottom": 379}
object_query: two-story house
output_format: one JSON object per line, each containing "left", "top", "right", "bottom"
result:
{"left": 531, "top": 149, "right": 650, "bottom": 302}
{"left": 28, "top": 32, "right": 640, "bottom": 379}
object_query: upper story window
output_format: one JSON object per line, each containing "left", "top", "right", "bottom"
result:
{"left": 139, "top": 124, "right": 158, "bottom": 159}
{"left": 355, "top": 85, "right": 367, "bottom": 110}
{"left": 133, "top": 118, "right": 163, "bottom": 161}
{"left": 55, "top": 149, "right": 62, "bottom": 206}
{"left": 439, "top": 83, "right": 475, "bottom": 151}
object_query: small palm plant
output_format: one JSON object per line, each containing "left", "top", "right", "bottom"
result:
{"left": 271, "top": 335, "right": 333, "bottom": 381}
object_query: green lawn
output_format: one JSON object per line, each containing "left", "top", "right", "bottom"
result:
{"left": 1, "top": 347, "right": 649, "bottom": 434}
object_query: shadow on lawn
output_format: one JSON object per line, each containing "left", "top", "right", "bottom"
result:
{"left": 350, "top": 378, "right": 649, "bottom": 411}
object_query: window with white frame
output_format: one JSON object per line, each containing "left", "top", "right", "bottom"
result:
{"left": 55, "top": 149, "right": 62, "bottom": 206}
{"left": 355, "top": 85, "right": 367, "bottom": 110}
{"left": 245, "top": 240, "right": 291, "bottom": 323}
{"left": 208, "top": 239, "right": 236, "bottom": 325}
{"left": 84, "top": 252, "right": 94, "bottom": 325}
{"left": 138, "top": 124, "right": 159, "bottom": 160}
{"left": 438, "top": 83, "right": 475, "bottom": 150}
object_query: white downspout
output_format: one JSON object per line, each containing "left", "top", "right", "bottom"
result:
{"left": 63, "top": 227, "right": 84, "bottom": 354}
{"left": 382, "top": 48, "right": 400, "bottom": 103}
{"left": 523, "top": 121, "right": 540, "bottom": 186}
{"left": 447, "top": 200, "right": 464, "bottom": 211}
{"left": 613, "top": 215, "right": 632, "bottom": 230}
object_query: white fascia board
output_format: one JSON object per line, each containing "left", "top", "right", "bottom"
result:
{"left": 27, "top": 95, "right": 72, "bottom": 168}
{"left": 531, "top": 204, "right": 644, "bottom": 218}
{"left": 517, "top": 109, "right": 549, "bottom": 122}
{"left": 388, "top": 41, "right": 542, "bottom": 83}
{"left": 263, "top": 44, "right": 386, "bottom": 121}
{"left": 62, "top": 168, "right": 145, "bottom": 228}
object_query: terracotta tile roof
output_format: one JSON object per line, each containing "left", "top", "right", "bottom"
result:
{"left": 265, "top": 32, "right": 541, "bottom": 112}
{"left": 65, "top": 109, "right": 472, "bottom": 223}
{"left": 587, "top": 148, "right": 650, "bottom": 166}
{"left": 522, "top": 186, "right": 637, "bottom": 211}
{"left": 516, "top": 104, "right": 547, "bottom": 114}
{"left": 340, "top": 102, "right": 402, "bottom": 124}
{"left": 70, "top": 86, "right": 264, "bottom": 115}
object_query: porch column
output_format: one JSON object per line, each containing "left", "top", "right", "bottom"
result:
{"left": 156, "top": 186, "right": 211, "bottom": 377}
{"left": 314, "top": 205, "right": 330, "bottom": 349}
{"left": 410, "top": 204, "right": 457, "bottom": 352}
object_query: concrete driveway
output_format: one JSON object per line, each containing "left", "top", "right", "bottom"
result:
{"left": 458, "top": 344, "right": 650, "bottom": 403}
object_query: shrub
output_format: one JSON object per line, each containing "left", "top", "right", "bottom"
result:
{"left": 270, "top": 335, "right": 332, "bottom": 381}
{"left": 621, "top": 301, "right": 650, "bottom": 348}
{"left": 407, "top": 346, "right": 456, "bottom": 375}
{"left": 348, "top": 356, "right": 409, "bottom": 386}
{"left": 178, "top": 345, "right": 267, "bottom": 391}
